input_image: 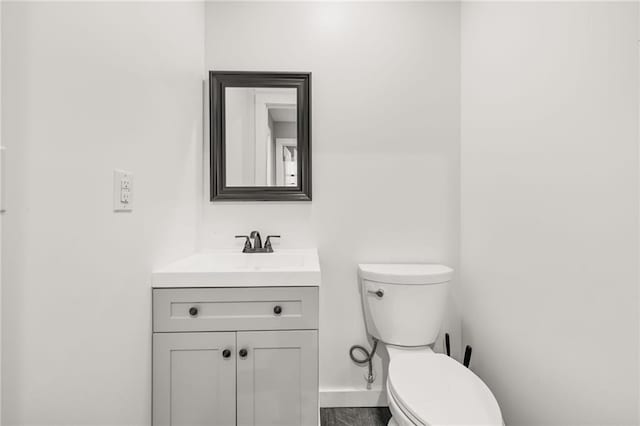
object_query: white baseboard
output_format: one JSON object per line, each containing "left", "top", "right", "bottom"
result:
{"left": 319, "top": 387, "right": 388, "bottom": 408}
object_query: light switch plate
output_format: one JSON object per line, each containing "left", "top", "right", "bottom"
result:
{"left": 113, "top": 169, "right": 133, "bottom": 212}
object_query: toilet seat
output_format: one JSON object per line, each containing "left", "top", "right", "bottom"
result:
{"left": 387, "top": 381, "right": 426, "bottom": 426}
{"left": 387, "top": 350, "right": 503, "bottom": 426}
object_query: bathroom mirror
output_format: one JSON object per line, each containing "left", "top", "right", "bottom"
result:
{"left": 210, "top": 71, "right": 312, "bottom": 201}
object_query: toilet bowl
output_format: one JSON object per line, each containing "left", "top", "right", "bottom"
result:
{"left": 385, "top": 346, "right": 502, "bottom": 426}
{"left": 358, "top": 264, "right": 503, "bottom": 426}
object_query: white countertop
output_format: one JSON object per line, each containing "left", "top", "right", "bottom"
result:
{"left": 151, "top": 249, "right": 321, "bottom": 288}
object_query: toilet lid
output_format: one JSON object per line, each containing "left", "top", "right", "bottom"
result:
{"left": 358, "top": 264, "right": 453, "bottom": 285}
{"left": 388, "top": 352, "right": 503, "bottom": 426}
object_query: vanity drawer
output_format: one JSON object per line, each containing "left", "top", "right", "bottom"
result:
{"left": 153, "top": 287, "right": 318, "bottom": 332}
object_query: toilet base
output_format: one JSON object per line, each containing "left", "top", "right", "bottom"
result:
{"left": 387, "top": 382, "right": 422, "bottom": 426}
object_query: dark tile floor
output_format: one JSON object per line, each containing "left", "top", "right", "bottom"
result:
{"left": 320, "top": 407, "right": 392, "bottom": 426}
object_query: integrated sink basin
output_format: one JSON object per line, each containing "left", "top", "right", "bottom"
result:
{"left": 151, "top": 249, "right": 321, "bottom": 287}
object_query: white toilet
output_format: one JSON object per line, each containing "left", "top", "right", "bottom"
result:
{"left": 358, "top": 264, "right": 503, "bottom": 426}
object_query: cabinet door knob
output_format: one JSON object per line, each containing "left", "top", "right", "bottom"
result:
{"left": 222, "top": 349, "right": 231, "bottom": 359}
{"left": 273, "top": 305, "right": 283, "bottom": 315}
{"left": 239, "top": 349, "right": 248, "bottom": 358}
{"left": 189, "top": 307, "right": 198, "bottom": 317}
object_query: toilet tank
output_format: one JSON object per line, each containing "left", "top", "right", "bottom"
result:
{"left": 358, "top": 264, "right": 453, "bottom": 347}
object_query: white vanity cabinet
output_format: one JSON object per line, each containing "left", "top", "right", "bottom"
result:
{"left": 152, "top": 286, "right": 319, "bottom": 426}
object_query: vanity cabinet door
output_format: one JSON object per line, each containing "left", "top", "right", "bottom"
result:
{"left": 236, "top": 330, "right": 318, "bottom": 426}
{"left": 153, "top": 332, "right": 236, "bottom": 426}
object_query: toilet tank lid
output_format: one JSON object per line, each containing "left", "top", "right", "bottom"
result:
{"left": 358, "top": 264, "right": 453, "bottom": 285}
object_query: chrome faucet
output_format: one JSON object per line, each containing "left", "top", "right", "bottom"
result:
{"left": 235, "top": 231, "right": 280, "bottom": 253}
{"left": 250, "top": 231, "right": 262, "bottom": 250}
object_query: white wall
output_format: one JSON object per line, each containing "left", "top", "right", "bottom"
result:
{"left": 1, "top": 2, "right": 204, "bottom": 424}
{"left": 204, "top": 2, "right": 461, "bottom": 402}
{"left": 460, "top": 2, "right": 639, "bottom": 425}
{"left": 0, "top": 0, "right": 3, "bottom": 421}
{"left": 225, "top": 88, "right": 256, "bottom": 186}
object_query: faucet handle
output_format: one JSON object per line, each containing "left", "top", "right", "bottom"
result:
{"left": 235, "top": 235, "right": 252, "bottom": 252}
{"left": 264, "top": 235, "right": 281, "bottom": 252}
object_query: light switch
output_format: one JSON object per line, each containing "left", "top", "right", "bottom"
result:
{"left": 113, "top": 169, "right": 133, "bottom": 212}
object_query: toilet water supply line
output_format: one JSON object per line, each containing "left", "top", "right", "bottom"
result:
{"left": 349, "top": 338, "right": 379, "bottom": 389}
{"left": 350, "top": 334, "right": 473, "bottom": 387}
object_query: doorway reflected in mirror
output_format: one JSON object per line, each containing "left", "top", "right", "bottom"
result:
{"left": 225, "top": 87, "right": 297, "bottom": 187}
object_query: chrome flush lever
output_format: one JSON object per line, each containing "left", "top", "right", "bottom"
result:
{"left": 367, "top": 289, "right": 384, "bottom": 298}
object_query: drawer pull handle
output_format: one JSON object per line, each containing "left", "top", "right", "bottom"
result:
{"left": 222, "top": 349, "right": 231, "bottom": 359}
{"left": 188, "top": 307, "right": 198, "bottom": 317}
{"left": 273, "top": 305, "right": 283, "bottom": 315}
{"left": 239, "top": 349, "right": 248, "bottom": 358}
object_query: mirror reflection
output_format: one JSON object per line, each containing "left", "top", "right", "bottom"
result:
{"left": 225, "top": 87, "right": 298, "bottom": 187}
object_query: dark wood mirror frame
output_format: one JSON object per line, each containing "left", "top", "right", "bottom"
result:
{"left": 209, "top": 71, "right": 312, "bottom": 201}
